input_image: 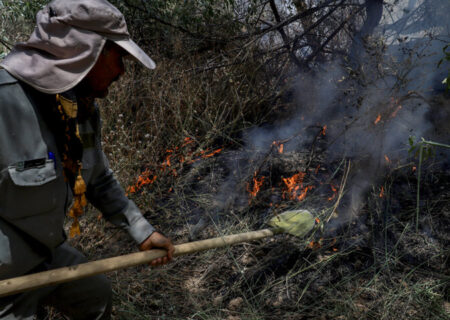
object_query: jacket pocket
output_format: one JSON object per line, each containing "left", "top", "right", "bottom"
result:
{"left": 0, "top": 160, "right": 63, "bottom": 220}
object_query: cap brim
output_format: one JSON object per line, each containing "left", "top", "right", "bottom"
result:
{"left": 113, "top": 38, "right": 156, "bottom": 70}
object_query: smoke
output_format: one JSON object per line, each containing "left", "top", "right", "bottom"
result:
{"left": 211, "top": 0, "right": 449, "bottom": 228}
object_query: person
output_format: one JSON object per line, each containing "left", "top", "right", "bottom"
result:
{"left": 0, "top": 0, "right": 174, "bottom": 318}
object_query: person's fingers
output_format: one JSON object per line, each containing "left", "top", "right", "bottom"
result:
{"left": 151, "top": 258, "right": 161, "bottom": 267}
{"left": 167, "top": 245, "right": 174, "bottom": 260}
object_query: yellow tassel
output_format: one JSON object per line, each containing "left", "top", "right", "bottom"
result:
{"left": 57, "top": 94, "right": 78, "bottom": 118}
{"left": 69, "top": 219, "right": 81, "bottom": 238}
{"left": 80, "top": 194, "right": 87, "bottom": 207}
{"left": 74, "top": 174, "right": 86, "bottom": 195}
{"left": 56, "top": 93, "right": 89, "bottom": 237}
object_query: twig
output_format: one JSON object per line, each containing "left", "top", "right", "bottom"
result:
{"left": 327, "top": 159, "right": 351, "bottom": 223}
{"left": 0, "top": 38, "right": 12, "bottom": 50}
{"left": 305, "top": 6, "right": 364, "bottom": 63}
{"left": 268, "top": 0, "right": 304, "bottom": 71}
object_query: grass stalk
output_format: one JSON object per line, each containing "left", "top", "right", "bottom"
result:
{"left": 415, "top": 139, "right": 450, "bottom": 232}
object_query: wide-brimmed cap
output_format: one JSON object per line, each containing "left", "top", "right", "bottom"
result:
{"left": 0, "top": 0, "right": 155, "bottom": 94}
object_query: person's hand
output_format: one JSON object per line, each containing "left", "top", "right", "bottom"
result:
{"left": 139, "top": 231, "right": 174, "bottom": 267}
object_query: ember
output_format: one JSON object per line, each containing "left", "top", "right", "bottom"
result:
{"left": 307, "top": 238, "right": 323, "bottom": 250}
{"left": 321, "top": 125, "right": 327, "bottom": 136}
{"left": 127, "top": 137, "right": 224, "bottom": 194}
{"left": 271, "top": 141, "right": 284, "bottom": 154}
{"left": 390, "top": 105, "right": 402, "bottom": 118}
{"left": 328, "top": 184, "right": 338, "bottom": 201}
{"left": 379, "top": 186, "right": 384, "bottom": 198}
{"left": 247, "top": 171, "right": 265, "bottom": 199}
{"left": 374, "top": 114, "right": 382, "bottom": 125}
{"left": 315, "top": 165, "right": 320, "bottom": 175}
{"left": 200, "top": 148, "right": 223, "bottom": 159}
{"left": 126, "top": 168, "right": 157, "bottom": 195}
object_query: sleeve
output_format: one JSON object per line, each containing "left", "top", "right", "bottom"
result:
{"left": 83, "top": 106, "right": 155, "bottom": 244}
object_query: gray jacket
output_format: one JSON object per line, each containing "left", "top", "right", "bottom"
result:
{"left": 0, "top": 69, "right": 155, "bottom": 280}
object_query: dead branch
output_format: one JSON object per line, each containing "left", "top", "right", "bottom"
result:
{"left": 268, "top": 0, "right": 305, "bottom": 71}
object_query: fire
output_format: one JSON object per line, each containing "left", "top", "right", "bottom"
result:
{"left": 390, "top": 105, "right": 402, "bottom": 118}
{"left": 271, "top": 141, "right": 284, "bottom": 154}
{"left": 126, "top": 168, "right": 157, "bottom": 195}
{"left": 384, "top": 154, "right": 390, "bottom": 164}
{"left": 379, "top": 186, "right": 384, "bottom": 198}
{"left": 201, "top": 148, "right": 223, "bottom": 159}
{"left": 315, "top": 218, "right": 320, "bottom": 224}
{"left": 315, "top": 165, "right": 320, "bottom": 175}
{"left": 188, "top": 148, "right": 224, "bottom": 164}
{"left": 247, "top": 171, "right": 265, "bottom": 199}
{"left": 374, "top": 114, "right": 381, "bottom": 125}
{"left": 327, "top": 184, "right": 338, "bottom": 201}
{"left": 307, "top": 237, "right": 323, "bottom": 250}
{"left": 282, "top": 172, "right": 313, "bottom": 201}
{"left": 321, "top": 125, "right": 327, "bottom": 136}
{"left": 127, "top": 137, "right": 224, "bottom": 194}
{"left": 163, "top": 151, "right": 172, "bottom": 168}
{"left": 181, "top": 137, "right": 195, "bottom": 147}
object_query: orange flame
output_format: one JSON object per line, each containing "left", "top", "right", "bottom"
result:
{"left": 374, "top": 114, "right": 381, "bottom": 125}
{"left": 126, "top": 168, "right": 157, "bottom": 195}
{"left": 328, "top": 184, "right": 338, "bottom": 201}
{"left": 390, "top": 105, "right": 402, "bottom": 118}
{"left": 282, "top": 172, "right": 313, "bottom": 201}
{"left": 384, "top": 154, "right": 390, "bottom": 164}
{"left": 247, "top": 172, "right": 265, "bottom": 199}
{"left": 379, "top": 186, "right": 384, "bottom": 198}
{"left": 321, "top": 125, "right": 327, "bottom": 136}
{"left": 181, "top": 137, "right": 195, "bottom": 148}
{"left": 315, "top": 165, "right": 320, "bottom": 175}
{"left": 202, "top": 148, "right": 223, "bottom": 159}
{"left": 271, "top": 141, "right": 284, "bottom": 154}
{"left": 189, "top": 148, "right": 223, "bottom": 164}
{"left": 127, "top": 137, "right": 224, "bottom": 193}
{"left": 307, "top": 237, "right": 323, "bottom": 250}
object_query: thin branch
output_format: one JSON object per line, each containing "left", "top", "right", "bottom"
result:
{"left": 269, "top": 0, "right": 304, "bottom": 71}
{"left": 305, "top": 6, "right": 364, "bottom": 63}
{"left": 291, "top": 0, "right": 343, "bottom": 53}
{"left": 0, "top": 38, "right": 11, "bottom": 50}
{"left": 126, "top": 0, "right": 339, "bottom": 44}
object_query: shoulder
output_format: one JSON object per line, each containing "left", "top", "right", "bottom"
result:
{"left": 0, "top": 68, "right": 18, "bottom": 86}
{"left": 0, "top": 69, "right": 49, "bottom": 167}
{"left": 0, "top": 68, "right": 29, "bottom": 109}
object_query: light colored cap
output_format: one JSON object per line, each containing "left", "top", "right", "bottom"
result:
{"left": 0, "top": 0, "right": 155, "bottom": 94}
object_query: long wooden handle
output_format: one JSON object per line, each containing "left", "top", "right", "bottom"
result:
{"left": 0, "top": 228, "right": 275, "bottom": 297}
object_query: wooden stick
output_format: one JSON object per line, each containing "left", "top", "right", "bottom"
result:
{"left": 0, "top": 229, "right": 275, "bottom": 297}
